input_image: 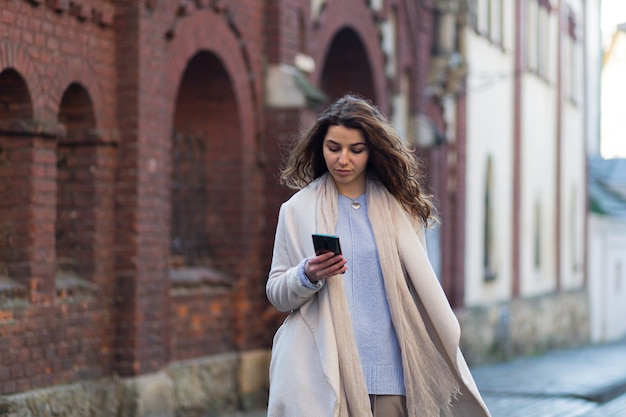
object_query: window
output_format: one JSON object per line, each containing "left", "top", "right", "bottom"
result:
{"left": 565, "top": 7, "right": 581, "bottom": 103}
{"left": 569, "top": 185, "right": 580, "bottom": 273}
{"left": 470, "top": 0, "right": 504, "bottom": 48}
{"left": 56, "top": 84, "right": 97, "bottom": 284}
{"left": 533, "top": 201, "right": 542, "bottom": 269}
{"left": 0, "top": 69, "right": 33, "bottom": 298}
{"left": 483, "top": 156, "right": 497, "bottom": 282}
{"left": 537, "top": 2, "right": 550, "bottom": 77}
{"left": 475, "top": 0, "right": 489, "bottom": 35}
{"left": 526, "top": 0, "right": 538, "bottom": 71}
{"left": 490, "top": 0, "right": 504, "bottom": 46}
{"left": 526, "top": 0, "right": 551, "bottom": 78}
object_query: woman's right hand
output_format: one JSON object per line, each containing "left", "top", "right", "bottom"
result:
{"left": 305, "top": 251, "right": 347, "bottom": 282}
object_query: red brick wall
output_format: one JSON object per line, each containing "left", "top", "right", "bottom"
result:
{"left": 0, "top": 0, "right": 445, "bottom": 398}
{"left": 265, "top": 0, "right": 310, "bottom": 65}
{"left": 0, "top": 0, "right": 116, "bottom": 395}
{"left": 308, "top": 0, "right": 389, "bottom": 112}
{"left": 158, "top": 3, "right": 268, "bottom": 355}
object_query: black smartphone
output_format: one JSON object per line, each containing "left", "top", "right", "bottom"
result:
{"left": 312, "top": 234, "right": 342, "bottom": 256}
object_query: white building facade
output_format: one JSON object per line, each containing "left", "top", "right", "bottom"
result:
{"left": 588, "top": 20, "right": 626, "bottom": 343}
{"left": 457, "top": 0, "right": 601, "bottom": 363}
{"left": 601, "top": 23, "right": 626, "bottom": 159}
{"left": 588, "top": 157, "right": 626, "bottom": 343}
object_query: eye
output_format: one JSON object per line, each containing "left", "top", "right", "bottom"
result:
{"left": 352, "top": 147, "right": 366, "bottom": 154}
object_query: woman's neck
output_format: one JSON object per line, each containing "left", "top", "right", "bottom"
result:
{"left": 335, "top": 182, "right": 366, "bottom": 200}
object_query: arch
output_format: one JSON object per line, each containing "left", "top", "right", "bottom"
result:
{"left": 43, "top": 59, "right": 106, "bottom": 133}
{"left": 56, "top": 83, "right": 98, "bottom": 280}
{"left": 0, "top": 68, "right": 34, "bottom": 121}
{"left": 164, "top": 9, "right": 256, "bottom": 160}
{"left": 308, "top": 1, "right": 387, "bottom": 111}
{"left": 170, "top": 51, "right": 241, "bottom": 267}
{"left": 320, "top": 27, "right": 376, "bottom": 103}
{"left": 0, "top": 40, "right": 37, "bottom": 119}
{"left": 58, "top": 83, "right": 96, "bottom": 138}
{"left": 0, "top": 68, "right": 34, "bottom": 290}
{"left": 165, "top": 16, "right": 260, "bottom": 358}
{"left": 0, "top": 40, "right": 106, "bottom": 126}
{"left": 0, "top": 69, "right": 50, "bottom": 297}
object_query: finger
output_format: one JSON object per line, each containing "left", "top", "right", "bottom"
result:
{"left": 323, "top": 257, "right": 346, "bottom": 274}
{"left": 306, "top": 256, "right": 334, "bottom": 280}
{"left": 314, "top": 251, "right": 336, "bottom": 261}
{"left": 311, "top": 253, "right": 340, "bottom": 270}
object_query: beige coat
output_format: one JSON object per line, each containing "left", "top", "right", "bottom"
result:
{"left": 267, "top": 178, "right": 491, "bottom": 417}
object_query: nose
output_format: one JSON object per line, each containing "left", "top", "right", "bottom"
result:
{"left": 338, "top": 149, "right": 349, "bottom": 165}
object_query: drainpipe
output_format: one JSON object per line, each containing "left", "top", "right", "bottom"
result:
{"left": 556, "top": 0, "right": 563, "bottom": 292}
{"left": 512, "top": 0, "right": 523, "bottom": 298}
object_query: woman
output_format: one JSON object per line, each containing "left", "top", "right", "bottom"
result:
{"left": 266, "top": 94, "right": 491, "bottom": 417}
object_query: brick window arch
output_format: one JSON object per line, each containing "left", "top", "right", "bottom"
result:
{"left": 0, "top": 68, "right": 35, "bottom": 298}
{"left": 171, "top": 51, "right": 241, "bottom": 271}
{"left": 169, "top": 51, "right": 243, "bottom": 359}
{"left": 0, "top": 68, "right": 33, "bottom": 121}
{"left": 56, "top": 83, "right": 97, "bottom": 287}
{"left": 320, "top": 27, "right": 376, "bottom": 103}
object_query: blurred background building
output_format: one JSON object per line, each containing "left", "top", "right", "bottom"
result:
{"left": 588, "top": 2, "right": 626, "bottom": 346}
{"left": 457, "top": 0, "right": 598, "bottom": 362}
{"left": 0, "top": 0, "right": 618, "bottom": 416}
{"left": 600, "top": 13, "right": 626, "bottom": 159}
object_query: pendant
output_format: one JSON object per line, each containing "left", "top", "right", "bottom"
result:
{"left": 351, "top": 201, "right": 361, "bottom": 210}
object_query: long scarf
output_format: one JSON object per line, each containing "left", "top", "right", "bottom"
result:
{"left": 316, "top": 174, "right": 460, "bottom": 417}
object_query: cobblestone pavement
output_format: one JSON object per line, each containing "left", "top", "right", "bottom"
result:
{"left": 226, "top": 340, "right": 626, "bottom": 417}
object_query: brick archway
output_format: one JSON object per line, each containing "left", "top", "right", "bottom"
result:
{"left": 45, "top": 60, "right": 110, "bottom": 133}
{"left": 164, "top": 9, "right": 264, "bottom": 356}
{"left": 164, "top": 9, "right": 255, "bottom": 157}
{"left": 319, "top": 27, "right": 377, "bottom": 104}
{"left": 308, "top": 1, "right": 388, "bottom": 113}
{"left": 0, "top": 68, "right": 33, "bottom": 121}
{"left": 0, "top": 40, "right": 109, "bottom": 129}
{"left": 164, "top": 10, "right": 259, "bottom": 269}
{"left": 0, "top": 41, "right": 36, "bottom": 119}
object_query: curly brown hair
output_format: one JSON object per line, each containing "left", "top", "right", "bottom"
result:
{"left": 280, "top": 94, "right": 434, "bottom": 223}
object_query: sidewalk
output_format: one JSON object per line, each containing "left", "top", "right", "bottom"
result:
{"left": 228, "top": 340, "right": 626, "bottom": 417}
{"left": 472, "top": 339, "right": 626, "bottom": 417}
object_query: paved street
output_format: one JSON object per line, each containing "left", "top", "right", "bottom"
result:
{"left": 229, "top": 339, "right": 626, "bottom": 417}
{"left": 473, "top": 340, "right": 626, "bottom": 417}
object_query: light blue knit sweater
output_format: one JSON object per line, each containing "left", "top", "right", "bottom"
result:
{"left": 299, "top": 193, "right": 405, "bottom": 395}
{"left": 336, "top": 194, "right": 405, "bottom": 395}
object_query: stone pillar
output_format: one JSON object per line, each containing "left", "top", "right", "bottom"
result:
{"left": 113, "top": 2, "right": 170, "bottom": 376}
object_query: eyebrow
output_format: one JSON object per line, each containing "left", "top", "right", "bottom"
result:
{"left": 324, "top": 139, "right": 367, "bottom": 147}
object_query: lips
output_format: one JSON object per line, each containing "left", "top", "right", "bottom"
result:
{"left": 335, "top": 169, "right": 352, "bottom": 176}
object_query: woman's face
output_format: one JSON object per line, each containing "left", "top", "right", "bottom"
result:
{"left": 322, "top": 124, "right": 369, "bottom": 197}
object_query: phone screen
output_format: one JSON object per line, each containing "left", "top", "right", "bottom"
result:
{"left": 312, "top": 234, "right": 342, "bottom": 256}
